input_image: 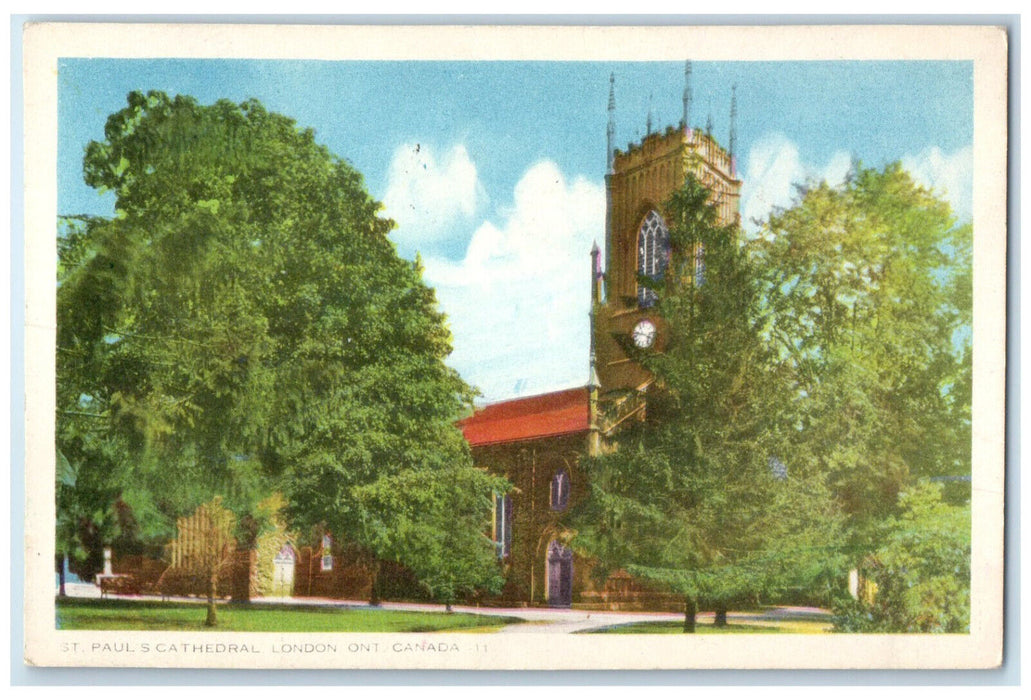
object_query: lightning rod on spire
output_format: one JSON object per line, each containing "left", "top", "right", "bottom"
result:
{"left": 729, "top": 83, "right": 738, "bottom": 160}
{"left": 606, "top": 73, "right": 616, "bottom": 174}
{"left": 646, "top": 93, "right": 653, "bottom": 136}
{"left": 682, "top": 60, "right": 692, "bottom": 130}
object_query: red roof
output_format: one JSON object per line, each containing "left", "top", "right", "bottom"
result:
{"left": 458, "top": 387, "right": 590, "bottom": 447}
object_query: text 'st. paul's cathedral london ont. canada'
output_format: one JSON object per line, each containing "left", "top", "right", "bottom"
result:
{"left": 458, "top": 66, "right": 742, "bottom": 609}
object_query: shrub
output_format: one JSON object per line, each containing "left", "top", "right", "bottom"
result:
{"left": 833, "top": 482, "right": 970, "bottom": 633}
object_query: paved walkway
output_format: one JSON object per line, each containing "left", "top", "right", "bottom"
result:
{"left": 59, "top": 582, "right": 830, "bottom": 633}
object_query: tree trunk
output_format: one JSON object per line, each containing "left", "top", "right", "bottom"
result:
{"left": 205, "top": 568, "right": 218, "bottom": 627}
{"left": 56, "top": 554, "right": 66, "bottom": 598}
{"left": 368, "top": 560, "right": 382, "bottom": 606}
{"left": 682, "top": 598, "right": 697, "bottom": 633}
{"left": 232, "top": 550, "right": 252, "bottom": 603}
{"left": 714, "top": 604, "right": 728, "bottom": 627}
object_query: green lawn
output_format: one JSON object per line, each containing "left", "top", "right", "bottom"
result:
{"left": 584, "top": 620, "right": 831, "bottom": 634}
{"left": 56, "top": 598, "right": 524, "bottom": 633}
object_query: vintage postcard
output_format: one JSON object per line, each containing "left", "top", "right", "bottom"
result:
{"left": 21, "top": 23, "right": 1007, "bottom": 670}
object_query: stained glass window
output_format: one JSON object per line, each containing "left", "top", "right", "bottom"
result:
{"left": 550, "top": 470, "right": 570, "bottom": 511}
{"left": 320, "top": 534, "right": 333, "bottom": 571}
{"left": 637, "top": 210, "right": 670, "bottom": 307}
{"left": 493, "top": 493, "right": 513, "bottom": 558}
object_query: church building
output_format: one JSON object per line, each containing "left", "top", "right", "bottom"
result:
{"left": 99, "top": 65, "right": 745, "bottom": 609}
{"left": 458, "top": 65, "right": 742, "bottom": 609}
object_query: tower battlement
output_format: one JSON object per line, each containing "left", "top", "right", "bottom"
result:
{"left": 613, "top": 124, "right": 736, "bottom": 182}
{"left": 597, "top": 70, "right": 744, "bottom": 399}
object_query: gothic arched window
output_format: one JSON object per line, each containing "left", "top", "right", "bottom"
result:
{"left": 493, "top": 492, "right": 513, "bottom": 559}
{"left": 320, "top": 533, "right": 333, "bottom": 572}
{"left": 550, "top": 469, "right": 570, "bottom": 511}
{"left": 637, "top": 210, "right": 670, "bottom": 307}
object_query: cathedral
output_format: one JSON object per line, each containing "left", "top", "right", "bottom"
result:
{"left": 103, "top": 66, "right": 744, "bottom": 609}
{"left": 458, "top": 65, "right": 742, "bottom": 609}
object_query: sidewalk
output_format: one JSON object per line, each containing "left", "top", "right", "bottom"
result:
{"left": 59, "top": 582, "right": 830, "bottom": 633}
{"left": 256, "top": 597, "right": 686, "bottom": 634}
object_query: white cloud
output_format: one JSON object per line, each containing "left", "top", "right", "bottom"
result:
{"left": 821, "top": 151, "right": 853, "bottom": 191}
{"left": 902, "top": 145, "right": 973, "bottom": 222}
{"left": 382, "top": 143, "right": 483, "bottom": 248}
{"left": 739, "top": 134, "right": 803, "bottom": 230}
{"left": 740, "top": 133, "right": 851, "bottom": 233}
{"left": 741, "top": 134, "right": 973, "bottom": 233}
{"left": 423, "top": 161, "right": 605, "bottom": 402}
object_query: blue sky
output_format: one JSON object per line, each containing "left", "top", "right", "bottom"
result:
{"left": 59, "top": 59, "right": 973, "bottom": 402}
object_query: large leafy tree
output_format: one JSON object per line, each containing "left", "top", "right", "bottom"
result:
{"left": 574, "top": 174, "right": 844, "bottom": 631}
{"left": 57, "top": 215, "right": 145, "bottom": 585}
{"left": 58, "top": 91, "right": 503, "bottom": 617}
{"left": 354, "top": 459, "right": 505, "bottom": 610}
{"left": 832, "top": 482, "right": 971, "bottom": 632}
{"left": 752, "top": 164, "right": 973, "bottom": 556}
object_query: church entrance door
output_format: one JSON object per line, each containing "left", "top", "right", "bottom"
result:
{"left": 546, "top": 540, "right": 573, "bottom": 607}
{"left": 272, "top": 544, "right": 296, "bottom": 597}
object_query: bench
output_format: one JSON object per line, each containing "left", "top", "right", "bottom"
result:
{"left": 97, "top": 574, "right": 139, "bottom": 597}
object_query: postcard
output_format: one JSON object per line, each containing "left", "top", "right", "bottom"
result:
{"left": 21, "top": 22, "right": 1007, "bottom": 670}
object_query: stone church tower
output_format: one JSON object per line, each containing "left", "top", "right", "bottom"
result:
{"left": 455, "top": 66, "right": 748, "bottom": 609}
{"left": 590, "top": 65, "right": 743, "bottom": 437}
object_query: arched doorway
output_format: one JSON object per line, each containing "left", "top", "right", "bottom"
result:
{"left": 271, "top": 543, "right": 296, "bottom": 597}
{"left": 546, "top": 540, "right": 573, "bottom": 608}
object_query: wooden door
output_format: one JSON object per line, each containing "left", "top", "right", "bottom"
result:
{"left": 547, "top": 540, "right": 573, "bottom": 607}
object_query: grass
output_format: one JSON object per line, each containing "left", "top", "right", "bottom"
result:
{"left": 584, "top": 619, "right": 832, "bottom": 634}
{"left": 56, "top": 598, "right": 524, "bottom": 633}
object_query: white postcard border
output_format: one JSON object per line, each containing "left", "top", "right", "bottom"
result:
{"left": 22, "top": 22, "right": 1008, "bottom": 670}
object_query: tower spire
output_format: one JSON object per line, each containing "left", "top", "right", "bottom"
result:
{"left": 729, "top": 83, "right": 738, "bottom": 160}
{"left": 588, "top": 347, "right": 601, "bottom": 392}
{"left": 587, "top": 340, "right": 602, "bottom": 455}
{"left": 590, "top": 240, "right": 602, "bottom": 305}
{"left": 646, "top": 93, "right": 653, "bottom": 136}
{"left": 606, "top": 73, "right": 616, "bottom": 174}
{"left": 682, "top": 60, "right": 692, "bottom": 130}
{"left": 588, "top": 242, "right": 603, "bottom": 456}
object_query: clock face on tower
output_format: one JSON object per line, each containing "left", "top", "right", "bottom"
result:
{"left": 631, "top": 319, "right": 657, "bottom": 349}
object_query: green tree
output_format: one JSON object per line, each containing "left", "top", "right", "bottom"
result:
{"left": 58, "top": 91, "right": 504, "bottom": 620}
{"left": 355, "top": 460, "right": 506, "bottom": 610}
{"left": 833, "top": 481, "right": 970, "bottom": 632}
{"left": 56, "top": 216, "right": 141, "bottom": 586}
{"left": 752, "top": 164, "right": 972, "bottom": 557}
{"left": 574, "top": 174, "right": 844, "bottom": 632}
{"left": 54, "top": 449, "right": 108, "bottom": 594}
